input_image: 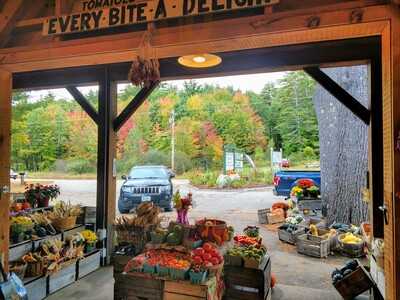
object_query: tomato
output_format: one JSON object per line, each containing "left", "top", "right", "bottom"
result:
{"left": 194, "top": 247, "right": 205, "bottom": 257}
{"left": 14, "top": 203, "right": 23, "bottom": 212}
{"left": 203, "top": 243, "right": 213, "bottom": 253}
{"left": 210, "top": 257, "right": 219, "bottom": 266}
{"left": 22, "top": 202, "right": 31, "bottom": 210}
{"left": 202, "top": 253, "right": 212, "bottom": 261}
{"left": 205, "top": 262, "right": 213, "bottom": 268}
{"left": 193, "top": 256, "right": 203, "bottom": 265}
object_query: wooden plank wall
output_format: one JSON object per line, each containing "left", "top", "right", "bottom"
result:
{"left": 0, "top": 70, "right": 11, "bottom": 270}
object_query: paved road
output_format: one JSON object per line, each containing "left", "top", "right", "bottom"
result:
{"left": 54, "top": 179, "right": 280, "bottom": 215}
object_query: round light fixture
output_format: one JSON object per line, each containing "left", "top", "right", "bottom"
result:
{"left": 178, "top": 54, "right": 222, "bottom": 68}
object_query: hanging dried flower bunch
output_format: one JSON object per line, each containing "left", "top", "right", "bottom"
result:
{"left": 129, "top": 56, "right": 160, "bottom": 87}
{"left": 129, "top": 27, "right": 160, "bottom": 87}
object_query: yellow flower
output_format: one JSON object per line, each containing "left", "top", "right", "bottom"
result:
{"left": 81, "top": 230, "right": 98, "bottom": 244}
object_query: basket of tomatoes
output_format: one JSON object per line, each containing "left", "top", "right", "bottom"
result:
{"left": 192, "top": 242, "right": 224, "bottom": 277}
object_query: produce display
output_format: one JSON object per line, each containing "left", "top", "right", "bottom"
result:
{"left": 227, "top": 244, "right": 266, "bottom": 263}
{"left": 339, "top": 232, "right": 363, "bottom": 244}
{"left": 114, "top": 202, "right": 160, "bottom": 228}
{"left": 196, "top": 219, "right": 230, "bottom": 246}
{"left": 285, "top": 214, "right": 304, "bottom": 225}
{"left": 290, "top": 178, "right": 320, "bottom": 199}
{"left": 309, "top": 224, "right": 337, "bottom": 239}
{"left": 233, "top": 235, "right": 261, "bottom": 247}
{"left": 10, "top": 216, "right": 34, "bottom": 243}
{"left": 331, "top": 260, "right": 359, "bottom": 284}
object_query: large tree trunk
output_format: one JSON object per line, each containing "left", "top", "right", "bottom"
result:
{"left": 313, "top": 66, "right": 369, "bottom": 225}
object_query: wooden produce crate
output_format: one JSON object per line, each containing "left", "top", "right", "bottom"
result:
{"left": 24, "top": 276, "right": 47, "bottom": 300}
{"left": 338, "top": 234, "right": 365, "bottom": 258}
{"left": 32, "top": 234, "right": 62, "bottom": 251}
{"left": 112, "top": 254, "right": 136, "bottom": 274}
{"left": 77, "top": 206, "right": 96, "bottom": 225}
{"left": 9, "top": 240, "right": 33, "bottom": 262}
{"left": 278, "top": 226, "right": 307, "bottom": 245}
{"left": 78, "top": 250, "right": 101, "bottom": 279}
{"left": 333, "top": 261, "right": 374, "bottom": 300}
{"left": 258, "top": 209, "right": 285, "bottom": 225}
{"left": 308, "top": 228, "right": 337, "bottom": 251}
{"left": 48, "top": 260, "right": 77, "bottom": 294}
{"left": 114, "top": 272, "right": 164, "bottom": 300}
{"left": 164, "top": 278, "right": 217, "bottom": 300}
{"left": 296, "top": 234, "right": 330, "bottom": 258}
{"left": 224, "top": 254, "right": 271, "bottom": 300}
{"left": 297, "top": 198, "right": 322, "bottom": 211}
{"left": 62, "top": 224, "right": 85, "bottom": 240}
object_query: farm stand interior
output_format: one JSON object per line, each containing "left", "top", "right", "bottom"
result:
{"left": 1, "top": 0, "right": 400, "bottom": 299}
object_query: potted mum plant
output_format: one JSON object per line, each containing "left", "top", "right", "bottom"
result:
{"left": 25, "top": 184, "right": 60, "bottom": 208}
{"left": 81, "top": 229, "right": 98, "bottom": 253}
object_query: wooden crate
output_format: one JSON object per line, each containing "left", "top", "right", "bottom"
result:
{"left": 24, "top": 276, "right": 47, "bottom": 300}
{"left": 258, "top": 209, "right": 285, "bottom": 225}
{"left": 9, "top": 240, "right": 32, "bottom": 262}
{"left": 297, "top": 199, "right": 322, "bottom": 211}
{"left": 308, "top": 229, "right": 338, "bottom": 251}
{"left": 48, "top": 261, "right": 77, "bottom": 294}
{"left": 164, "top": 280, "right": 209, "bottom": 300}
{"left": 77, "top": 206, "right": 96, "bottom": 224}
{"left": 114, "top": 272, "right": 164, "bottom": 300}
{"left": 224, "top": 254, "right": 271, "bottom": 300}
{"left": 112, "top": 254, "right": 136, "bottom": 274}
{"left": 278, "top": 226, "right": 307, "bottom": 245}
{"left": 296, "top": 234, "right": 330, "bottom": 258}
{"left": 78, "top": 250, "right": 101, "bottom": 279}
{"left": 62, "top": 224, "right": 85, "bottom": 240}
{"left": 32, "top": 234, "right": 62, "bottom": 251}
{"left": 333, "top": 261, "right": 374, "bottom": 300}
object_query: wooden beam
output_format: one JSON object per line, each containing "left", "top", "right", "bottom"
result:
{"left": 66, "top": 86, "right": 99, "bottom": 124}
{"left": 113, "top": 81, "right": 160, "bottom": 131}
{"left": 0, "top": 5, "right": 390, "bottom": 73}
{"left": 96, "top": 66, "right": 117, "bottom": 264}
{"left": 0, "top": 0, "right": 23, "bottom": 46}
{"left": 0, "top": 70, "right": 11, "bottom": 271}
{"left": 304, "top": 66, "right": 371, "bottom": 125}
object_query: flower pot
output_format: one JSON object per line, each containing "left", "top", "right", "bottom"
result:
{"left": 84, "top": 243, "right": 96, "bottom": 253}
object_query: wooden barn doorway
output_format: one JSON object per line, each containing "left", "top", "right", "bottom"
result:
{"left": 1, "top": 4, "right": 399, "bottom": 299}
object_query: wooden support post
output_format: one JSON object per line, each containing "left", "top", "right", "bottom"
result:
{"left": 304, "top": 66, "right": 371, "bottom": 125}
{"left": 97, "top": 66, "right": 117, "bottom": 265}
{"left": 66, "top": 86, "right": 99, "bottom": 125}
{"left": 369, "top": 55, "right": 384, "bottom": 238}
{"left": 0, "top": 70, "right": 11, "bottom": 271}
{"left": 113, "top": 81, "right": 160, "bottom": 132}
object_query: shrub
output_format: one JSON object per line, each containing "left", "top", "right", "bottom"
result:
{"left": 138, "top": 150, "right": 170, "bottom": 166}
{"left": 303, "top": 146, "right": 316, "bottom": 160}
{"left": 67, "top": 159, "right": 96, "bottom": 174}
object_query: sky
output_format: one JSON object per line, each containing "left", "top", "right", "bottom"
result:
{"left": 28, "top": 71, "right": 286, "bottom": 100}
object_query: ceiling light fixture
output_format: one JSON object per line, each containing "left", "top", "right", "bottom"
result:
{"left": 178, "top": 54, "right": 222, "bottom": 68}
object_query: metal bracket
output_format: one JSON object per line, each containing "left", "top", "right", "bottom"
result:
{"left": 378, "top": 205, "right": 389, "bottom": 225}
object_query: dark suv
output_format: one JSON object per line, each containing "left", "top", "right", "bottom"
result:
{"left": 118, "top": 165, "right": 174, "bottom": 213}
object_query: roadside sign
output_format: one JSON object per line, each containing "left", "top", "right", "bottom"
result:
{"left": 224, "top": 145, "right": 244, "bottom": 174}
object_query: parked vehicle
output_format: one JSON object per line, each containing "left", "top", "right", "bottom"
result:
{"left": 10, "top": 169, "right": 18, "bottom": 180}
{"left": 273, "top": 170, "right": 321, "bottom": 198}
{"left": 118, "top": 165, "right": 174, "bottom": 214}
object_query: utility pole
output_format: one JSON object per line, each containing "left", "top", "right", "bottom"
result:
{"left": 170, "top": 109, "right": 175, "bottom": 171}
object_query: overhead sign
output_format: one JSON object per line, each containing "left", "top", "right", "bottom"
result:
{"left": 43, "top": 0, "right": 279, "bottom": 36}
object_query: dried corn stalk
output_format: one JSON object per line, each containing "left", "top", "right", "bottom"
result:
{"left": 129, "top": 56, "right": 160, "bottom": 87}
{"left": 129, "top": 27, "right": 160, "bottom": 87}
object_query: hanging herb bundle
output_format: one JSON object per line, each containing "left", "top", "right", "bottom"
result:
{"left": 129, "top": 27, "right": 160, "bottom": 87}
